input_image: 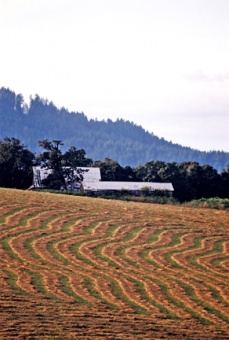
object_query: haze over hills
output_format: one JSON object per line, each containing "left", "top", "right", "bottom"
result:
{"left": 0, "top": 87, "right": 228, "bottom": 172}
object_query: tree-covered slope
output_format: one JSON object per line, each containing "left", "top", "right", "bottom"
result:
{"left": 0, "top": 87, "right": 228, "bottom": 171}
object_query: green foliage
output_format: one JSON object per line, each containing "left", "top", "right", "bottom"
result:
{"left": 186, "top": 198, "right": 229, "bottom": 210}
{"left": 37, "top": 139, "right": 91, "bottom": 190}
{"left": 0, "top": 137, "right": 34, "bottom": 188}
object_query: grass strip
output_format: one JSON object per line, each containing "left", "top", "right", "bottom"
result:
{"left": 58, "top": 273, "right": 91, "bottom": 305}
{"left": 84, "top": 276, "right": 119, "bottom": 310}
{"left": 121, "top": 226, "right": 144, "bottom": 243}
{"left": 69, "top": 240, "right": 95, "bottom": 266}
{"left": 84, "top": 221, "right": 105, "bottom": 234}
{"left": 176, "top": 280, "right": 229, "bottom": 324}
{"left": 210, "top": 257, "right": 229, "bottom": 272}
{"left": 24, "top": 268, "right": 57, "bottom": 299}
{"left": 46, "top": 239, "right": 70, "bottom": 265}
{"left": 0, "top": 207, "right": 24, "bottom": 224}
{"left": 0, "top": 236, "right": 23, "bottom": 262}
{"left": 188, "top": 239, "right": 228, "bottom": 279}
{"left": 105, "top": 223, "right": 124, "bottom": 237}
{"left": 191, "top": 277, "right": 229, "bottom": 308}
{"left": 127, "top": 276, "right": 180, "bottom": 319}
{"left": 3, "top": 269, "right": 28, "bottom": 295}
{"left": 108, "top": 276, "right": 149, "bottom": 314}
{"left": 114, "top": 246, "right": 141, "bottom": 268}
{"left": 152, "top": 276, "right": 213, "bottom": 325}
{"left": 93, "top": 242, "right": 120, "bottom": 268}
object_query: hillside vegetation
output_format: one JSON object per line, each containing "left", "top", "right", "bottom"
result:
{"left": 1, "top": 87, "right": 228, "bottom": 172}
{"left": 0, "top": 189, "right": 228, "bottom": 339}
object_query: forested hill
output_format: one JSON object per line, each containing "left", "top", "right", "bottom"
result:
{"left": 0, "top": 87, "right": 228, "bottom": 172}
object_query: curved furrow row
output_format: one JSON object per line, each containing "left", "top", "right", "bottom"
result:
{"left": 131, "top": 237, "right": 227, "bottom": 303}
{"left": 14, "top": 215, "right": 129, "bottom": 308}
{"left": 0, "top": 210, "right": 57, "bottom": 264}
{"left": 133, "top": 271, "right": 214, "bottom": 324}
{"left": 58, "top": 243, "right": 152, "bottom": 312}
{"left": 121, "top": 273, "right": 183, "bottom": 319}
{"left": 142, "top": 277, "right": 190, "bottom": 319}
{"left": 4, "top": 213, "right": 68, "bottom": 265}
{"left": 107, "top": 222, "right": 142, "bottom": 240}
{"left": 104, "top": 237, "right": 226, "bottom": 324}
{"left": 76, "top": 223, "right": 141, "bottom": 269}
{"left": 131, "top": 269, "right": 216, "bottom": 325}
{"left": 221, "top": 259, "right": 229, "bottom": 270}
{"left": 197, "top": 239, "right": 229, "bottom": 274}
{"left": 85, "top": 275, "right": 126, "bottom": 311}
{"left": 1, "top": 268, "right": 29, "bottom": 297}
{"left": 90, "top": 220, "right": 118, "bottom": 237}
{"left": 168, "top": 236, "right": 229, "bottom": 284}
{"left": 137, "top": 232, "right": 185, "bottom": 270}
{"left": 97, "top": 227, "right": 171, "bottom": 272}
{"left": 0, "top": 208, "right": 46, "bottom": 238}
{"left": 80, "top": 231, "right": 202, "bottom": 322}
{"left": 23, "top": 214, "right": 85, "bottom": 263}
{"left": 108, "top": 275, "right": 149, "bottom": 314}
{"left": 117, "top": 230, "right": 186, "bottom": 273}
{"left": 26, "top": 268, "right": 74, "bottom": 301}
{"left": 184, "top": 278, "right": 229, "bottom": 324}
{"left": 2, "top": 207, "right": 45, "bottom": 230}
{"left": 0, "top": 241, "right": 16, "bottom": 264}
{"left": 151, "top": 265, "right": 229, "bottom": 325}
{"left": 170, "top": 277, "right": 228, "bottom": 325}
{"left": 63, "top": 235, "right": 182, "bottom": 314}
{"left": 67, "top": 275, "right": 99, "bottom": 306}
{"left": 15, "top": 268, "right": 38, "bottom": 295}
{"left": 48, "top": 222, "right": 158, "bottom": 313}
{"left": 209, "top": 240, "right": 229, "bottom": 271}
{"left": 139, "top": 234, "right": 229, "bottom": 317}
{"left": 27, "top": 265, "right": 92, "bottom": 304}
{"left": 0, "top": 206, "right": 26, "bottom": 224}
{"left": 124, "top": 232, "right": 187, "bottom": 271}
{"left": 201, "top": 255, "right": 229, "bottom": 274}
{"left": 159, "top": 277, "right": 217, "bottom": 325}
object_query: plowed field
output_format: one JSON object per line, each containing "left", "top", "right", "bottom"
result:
{"left": 0, "top": 188, "right": 228, "bottom": 339}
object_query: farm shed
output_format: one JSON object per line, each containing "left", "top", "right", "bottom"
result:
{"left": 32, "top": 166, "right": 101, "bottom": 189}
{"left": 82, "top": 181, "right": 174, "bottom": 196}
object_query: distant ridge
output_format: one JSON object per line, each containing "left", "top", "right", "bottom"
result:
{"left": 0, "top": 87, "right": 228, "bottom": 172}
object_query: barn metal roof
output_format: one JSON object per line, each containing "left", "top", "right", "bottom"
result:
{"left": 83, "top": 181, "right": 174, "bottom": 192}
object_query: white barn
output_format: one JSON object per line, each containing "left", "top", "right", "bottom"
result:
{"left": 32, "top": 166, "right": 174, "bottom": 195}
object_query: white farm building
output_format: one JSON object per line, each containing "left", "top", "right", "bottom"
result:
{"left": 32, "top": 166, "right": 174, "bottom": 195}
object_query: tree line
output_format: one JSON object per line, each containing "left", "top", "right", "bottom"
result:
{"left": 1, "top": 87, "right": 229, "bottom": 172}
{"left": 0, "top": 137, "right": 229, "bottom": 202}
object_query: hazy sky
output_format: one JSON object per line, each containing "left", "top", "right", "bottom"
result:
{"left": 1, "top": 0, "right": 229, "bottom": 152}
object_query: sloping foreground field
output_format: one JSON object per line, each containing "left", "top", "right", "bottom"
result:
{"left": 0, "top": 189, "right": 228, "bottom": 339}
